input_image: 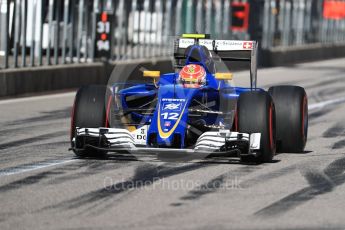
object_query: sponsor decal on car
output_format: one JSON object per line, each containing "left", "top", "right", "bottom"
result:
{"left": 161, "top": 98, "right": 186, "bottom": 102}
{"left": 164, "top": 121, "right": 171, "bottom": 127}
{"left": 158, "top": 99, "right": 188, "bottom": 139}
{"left": 178, "top": 38, "right": 195, "bottom": 48}
{"left": 131, "top": 126, "right": 148, "bottom": 145}
{"left": 163, "top": 102, "right": 182, "bottom": 111}
{"left": 243, "top": 41, "right": 253, "bottom": 49}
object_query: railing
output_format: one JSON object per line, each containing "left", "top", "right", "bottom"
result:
{"left": 0, "top": 0, "right": 344, "bottom": 69}
{"left": 261, "top": 0, "right": 345, "bottom": 49}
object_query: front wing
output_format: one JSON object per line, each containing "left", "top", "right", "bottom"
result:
{"left": 71, "top": 127, "right": 261, "bottom": 158}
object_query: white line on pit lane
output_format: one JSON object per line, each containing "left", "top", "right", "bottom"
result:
{"left": 0, "top": 159, "right": 79, "bottom": 176}
{"left": 308, "top": 96, "right": 345, "bottom": 111}
{"left": 0, "top": 92, "right": 76, "bottom": 105}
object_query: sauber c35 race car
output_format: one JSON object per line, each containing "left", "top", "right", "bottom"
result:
{"left": 70, "top": 34, "right": 308, "bottom": 163}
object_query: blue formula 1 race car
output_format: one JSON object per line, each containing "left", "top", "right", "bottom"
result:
{"left": 70, "top": 34, "right": 308, "bottom": 163}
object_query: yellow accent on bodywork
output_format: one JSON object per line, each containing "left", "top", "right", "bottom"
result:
{"left": 126, "top": 126, "right": 137, "bottom": 132}
{"left": 143, "top": 71, "right": 160, "bottom": 78}
{"left": 182, "top": 34, "right": 206, "bottom": 39}
{"left": 157, "top": 103, "right": 188, "bottom": 139}
{"left": 182, "top": 77, "right": 200, "bottom": 83}
{"left": 215, "top": 72, "right": 233, "bottom": 80}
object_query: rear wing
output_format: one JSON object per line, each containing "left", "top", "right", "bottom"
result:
{"left": 174, "top": 38, "right": 258, "bottom": 89}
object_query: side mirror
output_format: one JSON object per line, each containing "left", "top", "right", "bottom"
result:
{"left": 214, "top": 72, "right": 233, "bottom": 80}
{"left": 143, "top": 71, "right": 160, "bottom": 78}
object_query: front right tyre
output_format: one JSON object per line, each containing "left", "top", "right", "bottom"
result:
{"left": 268, "top": 85, "right": 308, "bottom": 153}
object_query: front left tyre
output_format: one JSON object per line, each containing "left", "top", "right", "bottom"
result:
{"left": 70, "top": 85, "right": 109, "bottom": 158}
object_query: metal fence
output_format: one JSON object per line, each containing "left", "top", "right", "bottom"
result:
{"left": 261, "top": 0, "right": 345, "bottom": 48}
{"left": 0, "top": 0, "right": 344, "bottom": 69}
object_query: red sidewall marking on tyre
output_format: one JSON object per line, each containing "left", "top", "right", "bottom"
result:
{"left": 301, "top": 95, "right": 307, "bottom": 141}
{"left": 269, "top": 104, "right": 274, "bottom": 151}
{"left": 105, "top": 95, "right": 113, "bottom": 128}
{"left": 234, "top": 109, "right": 238, "bottom": 131}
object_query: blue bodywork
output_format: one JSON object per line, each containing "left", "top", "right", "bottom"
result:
{"left": 111, "top": 45, "right": 264, "bottom": 148}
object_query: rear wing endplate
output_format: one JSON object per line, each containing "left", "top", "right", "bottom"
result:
{"left": 174, "top": 38, "right": 258, "bottom": 89}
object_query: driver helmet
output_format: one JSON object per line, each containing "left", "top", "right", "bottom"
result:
{"left": 179, "top": 64, "right": 206, "bottom": 88}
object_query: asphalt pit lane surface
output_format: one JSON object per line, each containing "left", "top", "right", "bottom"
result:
{"left": 0, "top": 171, "right": 63, "bottom": 192}
{"left": 0, "top": 131, "right": 66, "bottom": 150}
{"left": 39, "top": 163, "right": 211, "bottom": 212}
{"left": 178, "top": 165, "right": 258, "bottom": 203}
{"left": 254, "top": 156, "right": 345, "bottom": 218}
{"left": 323, "top": 123, "right": 345, "bottom": 138}
{"left": 332, "top": 139, "right": 345, "bottom": 149}
{"left": 4, "top": 107, "right": 71, "bottom": 127}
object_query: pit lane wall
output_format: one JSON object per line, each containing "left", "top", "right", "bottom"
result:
{"left": 0, "top": 59, "right": 173, "bottom": 98}
{"left": 260, "top": 42, "right": 345, "bottom": 67}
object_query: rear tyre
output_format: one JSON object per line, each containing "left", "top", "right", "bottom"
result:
{"left": 268, "top": 85, "right": 308, "bottom": 153}
{"left": 237, "top": 91, "right": 276, "bottom": 163}
{"left": 71, "top": 85, "right": 109, "bottom": 158}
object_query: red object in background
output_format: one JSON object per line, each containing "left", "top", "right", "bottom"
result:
{"left": 101, "top": 12, "right": 108, "bottom": 22}
{"left": 101, "top": 33, "right": 107, "bottom": 41}
{"left": 231, "top": 2, "right": 250, "bottom": 31}
{"left": 323, "top": 0, "right": 345, "bottom": 19}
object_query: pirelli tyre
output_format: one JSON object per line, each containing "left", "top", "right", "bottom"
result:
{"left": 70, "top": 85, "right": 110, "bottom": 158}
{"left": 237, "top": 91, "right": 276, "bottom": 163}
{"left": 268, "top": 85, "right": 308, "bottom": 153}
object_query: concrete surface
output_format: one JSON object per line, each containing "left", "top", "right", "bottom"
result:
{"left": 0, "top": 58, "right": 345, "bottom": 229}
